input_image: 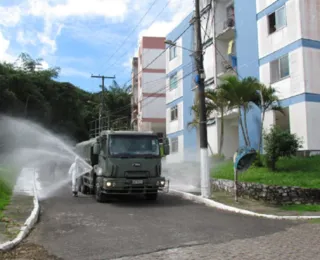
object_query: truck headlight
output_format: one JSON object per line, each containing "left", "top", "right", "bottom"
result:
{"left": 106, "top": 181, "right": 112, "bottom": 187}
{"left": 160, "top": 180, "right": 165, "bottom": 186}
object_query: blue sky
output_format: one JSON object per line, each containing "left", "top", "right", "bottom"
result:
{"left": 0, "top": 0, "right": 193, "bottom": 93}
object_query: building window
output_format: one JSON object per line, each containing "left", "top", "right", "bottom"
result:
{"left": 169, "top": 73, "right": 178, "bottom": 90}
{"left": 169, "top": 45, "right": 177, "bottom": 60}
{"left": 270, "top": 54, "right": 289, "bottom": 83}
{"left": 170, "top": 105, "right": 178, "bottom": 121}
{"left": 171, "top": 137, "right": 178, "bottom": 153}
{"left": 268, "top": 6, "right": 286, "bottom": 34}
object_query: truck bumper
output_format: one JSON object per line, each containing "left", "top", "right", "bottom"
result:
{"left": 100, "top": 177, "right": 170, "bottom": 195}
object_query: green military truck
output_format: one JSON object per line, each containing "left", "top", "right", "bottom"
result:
{"left": 75, "top": 130, "right": 170, "bottom": 202}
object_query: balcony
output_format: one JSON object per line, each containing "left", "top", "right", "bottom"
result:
{"left": 216, "top": 17, "right": 235, "bottom": 41}
{"left": 217, "top": 56, "right": 237, "bottom": 78}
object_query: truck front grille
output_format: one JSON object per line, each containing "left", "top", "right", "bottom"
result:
{"left": 125, "top": 171, "right": 149, "bottom": 179}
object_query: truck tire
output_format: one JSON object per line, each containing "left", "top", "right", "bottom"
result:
{"left": 145, "top": 193, "right": 158, "bottom": 201}
{"left": 95, "top": 185, "right": 105, "bottom": 203}
{"left": 80, "top": 184, "right": 89, "bottom": 194}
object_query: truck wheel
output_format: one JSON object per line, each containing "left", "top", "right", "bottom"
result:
{"left": 145, "top": 193, "right": 158, "bottom": 201}
{"left": 81, "top": 184, "right": 89, "bottom": 195}
{"left": 95, "top": 185, "right": 105, "bottom": 203}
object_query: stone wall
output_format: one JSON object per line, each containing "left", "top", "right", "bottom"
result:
{"left": 211, "top": 178, "right": 320, "bottom": 205}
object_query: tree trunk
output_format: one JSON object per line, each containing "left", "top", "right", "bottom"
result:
{"left": 258, "top": 110, "right": 265, "bottom": 153}
{"left": 238, "top": 108, "right": 249, "bottom": 146}
{"left": 243, "top": 107, "right": 251, "bottom": 147}
{"left": 218, "top": 109, "right": 224, "bottom": 155}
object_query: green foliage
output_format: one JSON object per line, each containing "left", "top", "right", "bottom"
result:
{"left": 0, "top": 167, "right": 17, "bottom": 212}
{"left": 212, "top": 156, "right": 320, "bottom": 188}
{"left": 0, "top": 53, "right": 131, "bottom": 142}
{"left": 263, "top": 126, "right": 302, "bottom": 171}
{"left": 253, "top": 153, "right": 264, "bottom": 167}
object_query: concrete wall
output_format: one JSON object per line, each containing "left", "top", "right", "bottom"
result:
{"left": 165, "top": 12, "right": 197, "bottom": 161}
{"left": 142, "top": 48, "right": 166, "bottom": 70}
{"left": 257, "top": 0, "right": 302, "bottom": 59}
{"left": 141, "top": 97, "right": 166, "bottom": 119}
{"left": 142, "top": 72, "right": 166, "bottom": 93}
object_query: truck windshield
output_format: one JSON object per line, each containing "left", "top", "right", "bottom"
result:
{"left": 108, "top": 135, "right": 160, "bottom": 157}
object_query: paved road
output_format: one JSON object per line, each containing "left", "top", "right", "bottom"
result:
{"left": 13, "top": 185, "right": 305, "bottom": 260}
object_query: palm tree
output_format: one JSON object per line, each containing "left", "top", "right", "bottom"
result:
{"left": 205, "top": 88, "right": 232, "bottom": 155}
{"left": 257, "top": 84, "right": 284, "bottom": 152}
{"left": 218, "top": 75, "right": 260, "bottom": 147}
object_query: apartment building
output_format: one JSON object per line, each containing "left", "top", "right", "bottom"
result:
{"left": 131, "top": 36, "right": 167, "bottom": 137}
{"left": 131, "top": 57, "right": 138, "bottom": 130}
{"left": 165, "top": 12, "right": 197, "bottom": 163}
{"left": 236, "top": 0, "right": 320, "bottom": 153}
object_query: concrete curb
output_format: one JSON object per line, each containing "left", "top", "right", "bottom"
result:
{"left": 170, "top": 189, "right": 320, "bottom": 220}
{"left": 0, "top": 169, "right": 40, "bottom": 251}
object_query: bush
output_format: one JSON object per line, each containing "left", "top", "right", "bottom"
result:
{"left": 253, "top": 153, "right": 264, "bottom": 167}
{"left": 263, "top": 126, "right": 302, "bottom": 171}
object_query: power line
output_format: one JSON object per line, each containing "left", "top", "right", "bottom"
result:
{"left": 120, "top": 23, "right": 193, "bottom": 87}
{"left": 100, "top": 0, "right": 173, "bottom": 74}
{"left": 106, "top": 67, "right": 196, "bottom": 120}
{"left": 101, "top": 0, "right": 159, "bottom": 68}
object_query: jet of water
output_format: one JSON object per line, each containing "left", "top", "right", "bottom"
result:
{"left": 0, "top": 115, "right": 92, "bottom": 199}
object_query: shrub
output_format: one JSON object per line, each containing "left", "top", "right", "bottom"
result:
{"left": 253, "top": 153, "right": 264, "bottom": 167}
{"left": 263, "top": 126, "right": 302, "bottom": 171}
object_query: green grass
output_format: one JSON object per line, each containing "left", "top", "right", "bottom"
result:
{"left": 280, "top": 204, "right": 320, "bottom": 212}
{"left": 211, "top": 156, "right": 320, "bottom": 189}
{"left": 0, "top": 167, "right": 18, "bottom": 213}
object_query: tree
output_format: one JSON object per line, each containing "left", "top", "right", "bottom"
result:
{"left": 263, "top": 126, "right": 302, "bottom": 171}
{"left": 0, "top": 53, "right": 132, "bottom": 142}
{"left": 218, "top": 75, "right": 260, "bottom": 147}
{"left": 256, "top": 84, "right": 284, "bottom": 153}
{"left": 204, "top": 87, "right": 232, "bottom": 155}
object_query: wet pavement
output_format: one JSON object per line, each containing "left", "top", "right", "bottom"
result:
{"left": 1, "top": 184, "right": 305, "bottom": 260}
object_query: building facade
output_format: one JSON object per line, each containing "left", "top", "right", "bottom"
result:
{"left": 236, "top": 0, "right": 320, "bottom": 153}
{"left": 131, "top": 57, "right": 139, "bottom": 130}
{"left": 132, "top": 36, "right": 167, "bottom": 137}
{"left": 165, "top": 12, "right": 198, "bottom": 163}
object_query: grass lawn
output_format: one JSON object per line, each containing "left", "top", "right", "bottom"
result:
{"left": 0, "top": 166, "right": 18, "bottom": 213}
{"left": 280, "top": 204, "right": 320, "bottom": 212}
{"left": 211, "top": 156, "right": 320, "bottom": 189}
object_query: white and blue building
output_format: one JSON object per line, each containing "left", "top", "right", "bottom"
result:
{"left": 165, "top": 12, "right": 199, "bottom": 163}
{"left": 236, "top": 0, "right": 320, "bottom": 153}
{"left": 165, "top": 0, "right": 320, "bottom": 161}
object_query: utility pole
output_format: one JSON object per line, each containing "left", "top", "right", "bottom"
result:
{"left": 195, "top": 0, "right": 210, "bottom": 198}
{"left": 91, "top": 74, "right": 115, "bottom": 132}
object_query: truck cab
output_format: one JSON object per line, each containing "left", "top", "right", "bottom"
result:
{"left": 76, "top": 130, "right": 170, "bottom": 202}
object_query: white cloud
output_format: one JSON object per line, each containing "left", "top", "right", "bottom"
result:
{"left": 17, "top": 30, "right": 37, "bottom": 46}
{"left": 138, "top": 0, "right": 193, "bottom": 39}
{"left": 0, "top": 32, "right": 16, "bottom": 63}
{"left": 60, "top": 67, "right": 90, "bottom": 78}
{"left": 27, "top": 0, "right": 130, "bottom": 20}
{"left": 0, "top": 6, "right": 22, "bottom": 27}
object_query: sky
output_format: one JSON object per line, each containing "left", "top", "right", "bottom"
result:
{"left": 0, "top": 0, "right": 193, "bottom": 92}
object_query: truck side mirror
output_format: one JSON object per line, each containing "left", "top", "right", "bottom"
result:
{"left": 93, "top": 143, "right": 100, "bottom": 155}
{"left": 163, "top": 137, "right": 170, "bottom": 155}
